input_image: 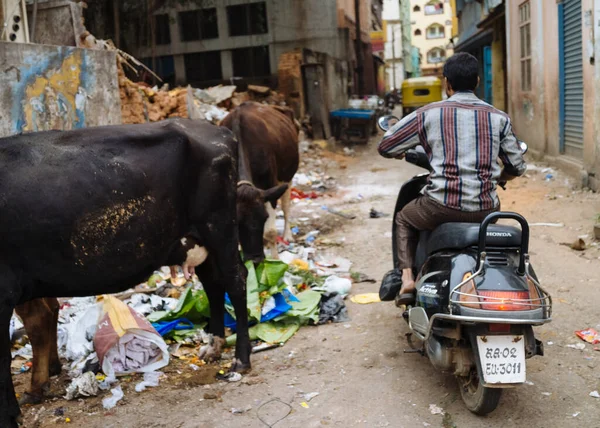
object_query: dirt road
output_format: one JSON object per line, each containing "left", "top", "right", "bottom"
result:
{"left": 22, "top": 135, "right": 600, "bottom": 428}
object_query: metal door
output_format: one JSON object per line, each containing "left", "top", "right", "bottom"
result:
{"left": 559, "top": 0, "right": 584, "bottom": 158}
{"left": 302, "top": 63, "right": 331, "bottom": 140}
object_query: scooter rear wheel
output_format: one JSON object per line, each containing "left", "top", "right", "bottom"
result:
{"left": 457, "top": 369, "right": 502, "bottom": 415}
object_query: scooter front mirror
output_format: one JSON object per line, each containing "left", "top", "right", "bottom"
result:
{"left": 519, "top": 141, "right": 528, "bottom": 154}
{"left": 378, "top": 115, "right": 400, "bottom": 132}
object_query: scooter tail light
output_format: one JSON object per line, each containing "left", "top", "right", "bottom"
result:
{"left": 458, "top": 272, "right": 480, "bottom": 309}
{"left": 478, "top": 290, "right": 531, "bottom": 311}
{"left": 527, "top": 277, "right": 541, "bottom": 301}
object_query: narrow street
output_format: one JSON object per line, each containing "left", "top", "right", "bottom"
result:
{"left": 22, "top": 134, "right": 600, "bottom": 428}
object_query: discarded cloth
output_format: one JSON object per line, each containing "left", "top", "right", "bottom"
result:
{"left": 103, "top": 334, "right": 162, "bottom": 373}
{"left": 94, "top": 296, "right": 169, "bottom": 377}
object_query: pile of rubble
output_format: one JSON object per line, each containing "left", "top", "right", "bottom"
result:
{"left": 118, "top": 78, "right": 287, "bottom": 125}
{"left": 80, "top": 31, "right": 285, "bottom": 126}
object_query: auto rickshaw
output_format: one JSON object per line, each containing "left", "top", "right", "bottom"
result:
{"left": 401, "top": 76, "right": 443, "bottom": 117}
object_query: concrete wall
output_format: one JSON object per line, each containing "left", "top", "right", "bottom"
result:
{"left": 0, "top": 42, "right": 121, "bottom": 137}
{"left": 507, "top": 0, "right": 597, "bottom": 189}
{"left": 26, "top": 0, "right": 86, "bottom": 47}
{"left": 506, "top": 0, "right": 550, "bottom": 155}
{"left": 145, "top": 0, "right": 348, "bottom": 83}
{"left": 581, "top": 0, "right": 596, "bottom": 175}
{"left": 593, "top": 0, "right": 600, "bottom": 190}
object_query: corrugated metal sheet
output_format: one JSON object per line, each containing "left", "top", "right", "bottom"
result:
{"left": 562, "top": 0, "right": 584, "bottom": 158}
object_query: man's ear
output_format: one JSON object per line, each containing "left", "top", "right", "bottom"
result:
{"left": 476, "top": 76, "right": 481, "bottom": 89}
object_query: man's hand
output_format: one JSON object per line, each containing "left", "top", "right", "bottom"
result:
{"left": 395, "top": 152, "right": 406, "bottom": 160}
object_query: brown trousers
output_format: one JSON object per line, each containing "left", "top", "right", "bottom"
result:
{"left": 395, "top": 196, "right": 499, "bottom": 269}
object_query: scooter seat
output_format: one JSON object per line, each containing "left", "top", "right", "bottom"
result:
{"left": 427, "top": 222, "right": 522, "bottom": 254}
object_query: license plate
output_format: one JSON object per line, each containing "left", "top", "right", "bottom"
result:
{"left": 476, "top": 335, "right": 526, "bottom": 384}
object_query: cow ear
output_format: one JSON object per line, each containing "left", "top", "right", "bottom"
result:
{"left": 263, "top": 184, "right": 288, "bottom": 203}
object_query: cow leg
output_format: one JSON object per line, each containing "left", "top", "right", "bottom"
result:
{"left": 264, "top": 202, "right": 279, "bottom": 259}
{"left": 226, "top": 263, "right": 251, "bottom": 373}
{"left": 281, "top": 185, "right": 294, "bottom": 243}
{"left": 0, "top": 266, "right": 22, "bottom": 428}
{"left": 15, "top": 298, "right": 58, "bottom": 405}
{"left": 196, "top": 261, "right": 226, "bottom": 362}
{"left": 48, "top": 298, "right": 61, "bottom": 377}
{"left": 197, "top": 247, "right": 251, "bottom": 372}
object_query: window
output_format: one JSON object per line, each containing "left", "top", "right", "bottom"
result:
{"left": 427, "top": 47, "right": 446, "bottom": 64}
{"left": 231, "top": 46, "right": 271, "bottom": 77}
{"left": 155, "top": 14, "right": 171, "bottom": 45}
{"left": 426, "top": 23, "right": 445, "bottom": 39}
{"left": 414, "top": 29, "right": 422, "bottom": 36}
{"left": 424, "top": 1, "right": 444, "bottom": 15}
{"left": 141, "top": 56, "right": 175, "bottom": 86}
{"left": 184, "top": 51, "right": 223, "bottom": 85}
{"left": 227, "top": 2, "right": 268, "bottom": 36}
{"left": 179, "top": 8, "right": 218, "bottom": 42}
{"left": 519, "top": 1, "right": 531, "bottom": 91}
{"left": 413, "top": 5, "right": 421, "bottom": 12}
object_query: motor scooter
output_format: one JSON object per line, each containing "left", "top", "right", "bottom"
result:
{"left": 377, "top": 116, "right": 553, "bottom": 415}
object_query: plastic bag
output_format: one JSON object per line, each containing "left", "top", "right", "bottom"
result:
{"left": 146, "top": 287, "right": 210, "bottom": 324}
{"left": 65, "top": 303, "right": 101, "bottom": 362}
{"left": 135, "top": 371, "right": 162, "bottom": 392}
{"left": 102, "top": 385, "right": 124, "bottom": 409}
{"left": 379, "top": 269, "right": 402, "bottom": 301}
{"left": 323, "top": 275, "right": 352, "bottom": 297}
{"left": 94, "top": 296, "right": 169, "bottom": 378}
{"left": 318, "top": 292, "right": 350, "bottom": 324}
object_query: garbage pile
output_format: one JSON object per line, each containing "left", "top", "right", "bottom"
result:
{"left": 9, "top": 241, "right": 354, "bottom": 408}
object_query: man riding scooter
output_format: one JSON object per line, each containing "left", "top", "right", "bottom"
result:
{"left": 377, "top": 52, "right": 527, "bottom": 306}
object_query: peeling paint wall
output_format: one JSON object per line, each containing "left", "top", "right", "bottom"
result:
{"left": 0, "top": 42, "right": 121, "bottom": 137}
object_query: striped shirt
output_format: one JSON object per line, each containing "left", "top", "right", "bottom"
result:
{"left": 378, "top": 91, "right": 527, "bottom": 212}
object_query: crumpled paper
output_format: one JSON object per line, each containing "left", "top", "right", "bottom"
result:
{"left": 65, "top": 371, "right": 99, "bottom": 400}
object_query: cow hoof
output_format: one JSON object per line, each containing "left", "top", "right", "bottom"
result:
{"left": 18, "top": 392, "right": 43, "bottom": 406}
{"left": 230, "top": 358, "right": 251, "bottom": 374}
{"left": 198, "top": 335, "right": 225, "bottom": 362}
{"left": 283, "top": 231, "right": 295, "bottom": 243}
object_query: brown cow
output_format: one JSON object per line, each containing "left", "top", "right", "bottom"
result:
{"left": 221, "top": 102, "right": 300, "bottom": 263}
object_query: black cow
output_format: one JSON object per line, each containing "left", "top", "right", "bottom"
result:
{"left": 0, "top": 119, "right": 250, "bottom": 427}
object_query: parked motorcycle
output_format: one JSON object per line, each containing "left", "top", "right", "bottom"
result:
{"left": 377, "top": 115, "right": 553, "bottom": 415}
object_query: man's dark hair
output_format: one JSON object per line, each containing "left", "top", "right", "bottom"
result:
{"left": 443, "top": 52, "right": 479, "bottom": 92}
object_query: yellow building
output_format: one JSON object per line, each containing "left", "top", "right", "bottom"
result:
{"left": 409, "top": 0, "right": 454, "bottom": 77}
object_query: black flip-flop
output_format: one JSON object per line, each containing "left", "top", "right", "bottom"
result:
{"left": 395, "top": 292, "right": 416, "bottom": 306}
